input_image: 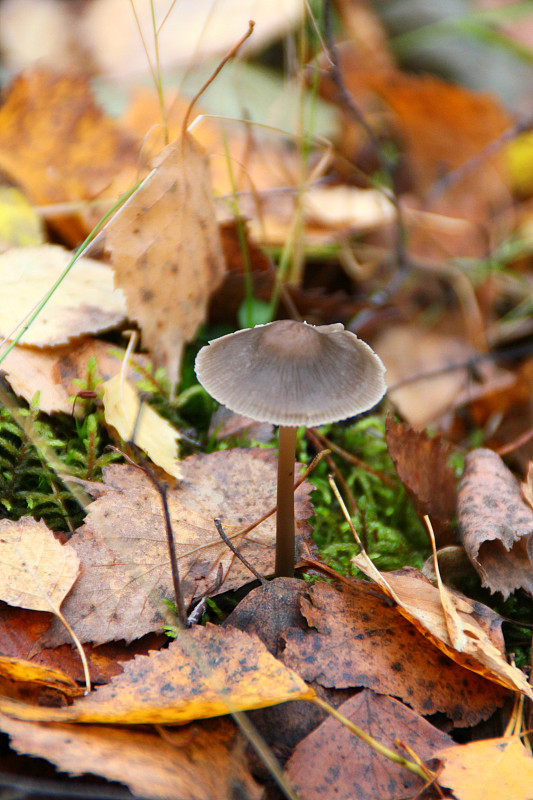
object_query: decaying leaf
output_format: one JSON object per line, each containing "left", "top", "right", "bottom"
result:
{"left": 457, "top": 448, "right": 533, "bottom": 597}
{"left": 45, "top": 453, "right": 313, "bottom": 645}
{"left": 0, "top": 625, "right": 314, "bottom": 724}
{"left": 282, "top": 581, "right": 507, "bottom": 726}
{"left": 102, "top": 375, "right": 181, "bottom": 479}
{"left": 385, "top": 416, "right": 456, "bottom": 541}
{"left": 0, "top": 714, "right": 261, "bottom": 800}
{"left": 0, "top": 245, "right": 127, "bottom": 347}
{"left": 0, "top": 68, "right": 140, "bottom": 243}
{"left": 285, "top": 690, "right": 452, "bottom": 800}
{"left": 435, "top": 737, "right": 533, "bottom": 800}
{"left": 0, "top": 655, "right": 82, "bottom": 704}
{"left": 0, "top": 517, "right": 79, "bottom": 613}
{"left": 2, "top": 338, "right": 148, "bottom": 415}
{"left": 103, "top": 132, "right": 226, "bottom": 387}
{"left": 353, "top": 557, "right": 533, "bottom": 700}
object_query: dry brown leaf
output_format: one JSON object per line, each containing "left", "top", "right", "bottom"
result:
{"left": 0, "top": 714, "right": 261, "bottom": 800}
{"left": 45, "top": 453, "right": 313, "bottom": 645}
{"left": 0, "top": 245, "right": 127, "bottom": 347}
{"left": 385, "top": 416, "right": 456, "bottom": 542}
{"left": 0, "top": 625, "right": 314, "bottom": 724}
{"left": 282, "top": 581, "right": 507, "bottom": 726}
{"left": 0, "top": 68, "right": 140, "bottom": 243}
{"left": 0, "top": 517, "right": 79, "bottom": 613}
{"left": 353, "top": 558, "right": 533, "bottom": 700}
{"left": 435, "top": 736, "right": 533, "bottom": 800}
{"left": 102, "top": 376, "right": 181, "bottom": 479}
{"left": 2, "top": 338, "right": 148, "bottom": 415}
{"left": 285, "top": 690, "right": 452, "bottom": 800}
{"left": 103, "top": 132, "right": 226, "bottom": 387}
{"left": 457, "top": 448, "right": 533, "bottom": 597}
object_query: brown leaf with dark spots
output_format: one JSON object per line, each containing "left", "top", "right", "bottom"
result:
{"left": 282, "top": 581, "right": 507, "bottom": 726}
{"left": 0, "top": 715, "right": 262, "bottom": 800}
{"left": 385, "top": 416, "right": 456, "bottom": 541}
{"left": 45, "top": 452, "right": 313, "bottom": 645}
{"left": 104, "top": 132, "right": 226, "bottom": 387}
{"left": 285, "top": 690, "right": 452, "bottom": 800}
{"left": 457, "top": 448, "right": 533, "bottom": 597}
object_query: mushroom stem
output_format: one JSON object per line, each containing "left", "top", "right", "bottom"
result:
{"left": 275, "top": 425, "right": 298, "bottom": 578}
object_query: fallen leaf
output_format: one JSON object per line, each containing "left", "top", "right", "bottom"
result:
{"left": 0, "top": 68, "right": 140, "bottom": 243}
{"left": 303, "top": 186, "right": 394, "bottom": 230}
{"left": 285, "top": 690, "right": 452, "bottom": 800}
{"left": 435, "top": 737, "right": 533, "bottom": 800}
{"left": 0, "top": 517, "right": 79, "bottom": 613}
{"left": 0, "top": 654, "right": 82, "bottom": 704}
{"left": 385, "top": 416, "right": 457, "bottom": 542}
{"left": 281, "top": 581, "right": 507, "bottom": 726}
{"left": 0, "top": 186, "right": 44, "bottom": 250}
{"left": 353, "top": 558, "right": 533, "bottom": 700}
{"left": 457, "top": 448, "right": 533, "bottom": 597}
{"left": 45, "top": 453, "right": 313, "bottom": 644}
{"left": 103, "top": 132, "right": 226, "bottom": 388}
{"left": 0, "top": 714, "right": 262, "bottom": 800}
{"left": 103, "top": 376, "right": 181, "bottom": 479}
{"left": 0, "top": 245, "right": 127, "bottom": 347}
{"left": 0, "top": 626, "right": 315, "bottom": 724}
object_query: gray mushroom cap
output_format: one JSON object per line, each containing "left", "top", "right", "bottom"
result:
{"left": 195, "top": 320, "right": 387, "bottom": 427}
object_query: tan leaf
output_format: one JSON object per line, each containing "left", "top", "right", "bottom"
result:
{"left": 103, "top": 132, "right": 226, "bottom": 387}
{"left": 0, "top": 626, "right": 315, "bottom": 724}
{"left": 282, "top": 581, "right": 507, "bottom": 726}
{"left": 285, "top": 690, "right": 452, "bottom": 800}
{"left": 353, "top": 558, "right": 533, "bottom": 700}
{"left": 304, "top": 186, "right": 394, "bottom": 230}
{"left": 435, "top": 737, "right": 533, "bottom": 800}
{"left": 0, "top": 715, "right": 262, "bottom": 800}
{"left": 0, "top": 517, "right": 79, "bottom": 612}
{"left": 0, "top": 68, "right": 141, "bottom": 243}
{"left": 2, "top": 338, "right": 148, "bottom": 415}
{"left": 0, "top": 245, "right": 127, "bottom": 347}
{"left": 102, "top": 375, "right": 181, "bottom": 479}
{"left": 457, "top": 448, "right": 533, "bottom": 597}
{"left": 45, "top": 453, "right": 313, "bottom": 644}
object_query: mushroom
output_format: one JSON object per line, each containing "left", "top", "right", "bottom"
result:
{"left": 194, "top": 319, "right": 387, "bottom": 577}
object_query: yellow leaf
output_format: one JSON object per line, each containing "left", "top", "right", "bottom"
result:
{"left": 103, "top": 375, "right": 181, "bottom": 479}
{"left": 0, "top": 626, "right": 315, "bottom": 724}
{"left": 0, "top": 187, "right": 44, "bottom": 248}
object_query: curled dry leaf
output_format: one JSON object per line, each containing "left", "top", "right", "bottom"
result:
{"left": 0, "top": 655, "right": 82, "bottom": 704}
{"left": 0, "top": 517, "right": 79, "bottom": 613}
{"left": 285, "top": 690, "right": 452, "bottom": 800}
{"left": 103, "top": 132, "right": 226, "bottom": 388}
{"left": 45, "top": 453, "right": 313, "bottom": 645}
{"left": 0, "top": 626, "right": 314, "bottom": 725}
{"left": 0, "top": 715, "right": 261, "bottom": 800}
{"left": 353, "top": 557, "right": 533, "bottom": 700}
{"left": 282, "top": 581, "right": 507, "bottom": 726}
{"left": 435, "top": 737, "right": 533, "bottom": 800}
{"left": 2, "top": 338, "right": 147, "bottom": 415}
{"left": 457, "top": 448, "right": 533, "bottom": 597}
{"left": 0, "top": 245, "right": 127, "bottom": 347}
{"left": 102, "top": 375, "right": 181, "bottom": 479}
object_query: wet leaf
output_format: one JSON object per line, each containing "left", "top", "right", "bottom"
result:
{"left": 0, "top": 714, "right": 261, "bottom": 800}
{"left": 0, "top": 245, "right": 127, "bottom": 347}
{"left": 103, "top": 132, "right": 226, "bottom": 387}
{"left": 353, "top": 558, "right": 533, "bottom": 700}
{"left": 0, "top": 626, "right": 315, "bottom": 724}
{"left": 0, "top": 517, "right": 79, "bottom": 613}
{"left": 285, "top": 690, "right": 452, "bottom": 800}
{"left": 282, "top": 581, "right": 507, "bottom": 726}
{"left": 435, "top": 737, "right": 533, "bottom": 800}
{"left": 457, "top": 448, "right": 533, "bottom": 597}
{"left": 102, "top": 376, "right": 181, "bottom": 478}
{"left": 45, "top": 454, "right": 313, "bottom": 645}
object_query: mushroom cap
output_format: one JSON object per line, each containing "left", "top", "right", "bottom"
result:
{"left": 195, "top": 320, "right": 387, "bottom": 426}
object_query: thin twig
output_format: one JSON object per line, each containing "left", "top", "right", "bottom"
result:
{"left": 306, "top": 428, "right": 358, "bottom": 514}
{"left": 214, "top": 518, "right": 267, "bottom": 586}
{"left": 309, "top": 428, "right": 397, "bottom": 488}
